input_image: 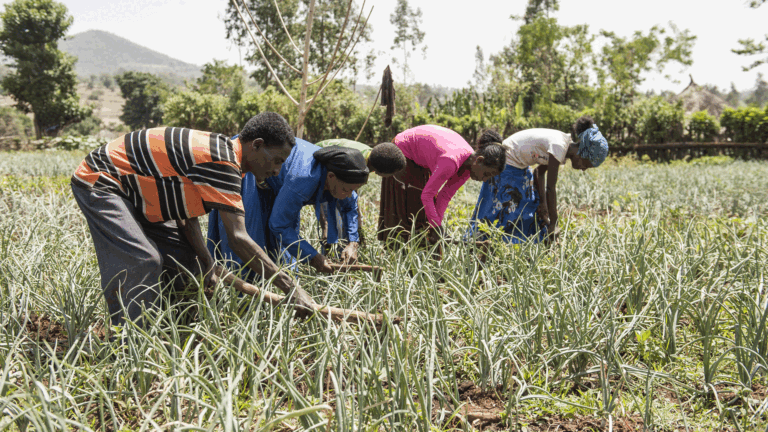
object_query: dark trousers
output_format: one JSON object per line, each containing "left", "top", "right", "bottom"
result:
{"left": 71, "top": 183, "right": 200, "bottom": 327}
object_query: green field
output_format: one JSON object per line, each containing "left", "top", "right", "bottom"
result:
{"left": 0, "top": 151, "right": 766, "bottom": 431}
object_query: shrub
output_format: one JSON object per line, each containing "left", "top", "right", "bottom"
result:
{"left": 63, "top": 112, "right": 102, "bottom": 136}
{"left": 720, "top": 106, "right": 768, "bottom": 143}
{"left": 687, "top": 110, "right": 720, "bottom": 142}
{"left": 164, "top": 91, "right": 234, "bottom": 135}
{"left": 634, "top": 97, "right": 685, "bottom": 144}
{"left": 0, "top": 106, "right": 33, "bottom": 142}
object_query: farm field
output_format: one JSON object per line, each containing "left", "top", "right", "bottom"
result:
{"left": 0, "top": 151, "right": 766, "bottom": 431}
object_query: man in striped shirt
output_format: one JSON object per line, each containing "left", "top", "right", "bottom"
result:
{"left": 71, "top": 112, "right": 313, "bottom": 327}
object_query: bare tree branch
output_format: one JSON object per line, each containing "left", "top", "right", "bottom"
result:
{"left": 306, "top": 0, "right": 356, "bottom": 86}
{"left": 308, "top": 0, "right": 369, "bottom": 86}
{"left": 272, "top": 0, "right": 303, "bottom": 55}
{"left": 241, "top": 0, "right": 302, "bottom": 75}
{"left": 355, "top": 84, "right": 381, "bottom": 141}
{"left": 231, "top": 0, "right": 299, "bottom": 106}
{"left": 296, "top": 0, "right": 318, "bottom": 138}
{"left": 305, "top": 5, "right": 373, "bottom": 106}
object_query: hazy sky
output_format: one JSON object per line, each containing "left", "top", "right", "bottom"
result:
{"left": 3, "top": 0, "right": 767, "bottom": 93}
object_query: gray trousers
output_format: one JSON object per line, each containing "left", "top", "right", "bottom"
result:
{"left": 71, "top": 183, "right": 200, "bottom": 327}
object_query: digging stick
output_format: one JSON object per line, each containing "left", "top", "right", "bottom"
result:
{"left": 328, "top": 263, "right": 384, "bottom": 281}
{"left": 210, "top": 266, "right": 396, "bottom": 324}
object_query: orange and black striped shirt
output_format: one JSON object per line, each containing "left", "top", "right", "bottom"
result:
{"left": 72, "top": 127, "right": 244, "bottom": 222}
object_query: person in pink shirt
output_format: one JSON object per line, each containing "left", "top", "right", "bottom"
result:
{"left": 377, "top": 125, "right": 505, "bottom": 246}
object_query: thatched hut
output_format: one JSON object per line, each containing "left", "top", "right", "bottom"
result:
{"left": 672, "top": 75, "right": 732, "bottom": 118}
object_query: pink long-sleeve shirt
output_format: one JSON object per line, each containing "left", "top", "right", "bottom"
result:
{"left": 393, "top": 125, "right": 473, "bottom": 227}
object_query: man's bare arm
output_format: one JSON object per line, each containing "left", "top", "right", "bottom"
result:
{"left": 218, "top": 210, "right": 293, "bottom": 293}
{"left": 177, "top": 217, "right": 214, "bottom": 274}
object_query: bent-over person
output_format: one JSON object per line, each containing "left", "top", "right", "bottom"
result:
{"left": 314, "top": 138, "right": 406, "bottom": 254}
{"left": 71, "top": 112, "right": 313, "bottom": 327}
{"left": 377, "top": 125, "right": 506, "bottom": 246}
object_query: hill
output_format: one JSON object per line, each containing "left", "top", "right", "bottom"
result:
{"left": 60, "top": 30, "right": 200, "bottom": 81}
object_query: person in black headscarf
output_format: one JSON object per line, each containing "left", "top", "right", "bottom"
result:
{"left": 206, "top": 137, "right": 370, "bottom": 280}
{"left": 265, "top": 139, "right": 369, "bottom": 273}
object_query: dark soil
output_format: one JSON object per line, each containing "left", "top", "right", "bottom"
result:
{"left": 447, "top": 381, "right": 687, "bottom": 431}
{"left": 21, "top": 313, "right": 106, "bottom": 349}
{"left": 22, "top": 313, "right": 70, "bottom": 344}
{"left": 523, "top": 414, "right": 648, "bottom": 432}
{"left": 455, "top": 380, "right": 506, "bottom": 429}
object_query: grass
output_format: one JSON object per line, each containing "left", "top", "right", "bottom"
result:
{"left": 0, "top": 151, "right": 766, "bottom": 431}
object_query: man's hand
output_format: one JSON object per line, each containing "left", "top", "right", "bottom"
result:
{"left": 340, "top": 242, "right": 359, "bottom": 264}
{"left": 287, "top": 285, "right": 316, "bottom": 318}
{"left": 310, "top": 253, "right": 335, "bottom": 274}
{"left": 537, "top": 203, "right": 550, "bottom": 226}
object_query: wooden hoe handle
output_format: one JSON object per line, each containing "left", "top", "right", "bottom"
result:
{"left": 210, "top": 266, "right": 397, "bottom": 325}
{"left": 328, "top": 263, "right": 384, "bottom": 281}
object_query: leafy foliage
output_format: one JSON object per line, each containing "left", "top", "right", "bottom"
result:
{"left": 115, "top": 71, "right": 169, "bottom": 130}
{"left": 720, "top": 105, "right": 768, "bottom": 143}
{"left": 194, "top": 60, "right": 246, "bottom": 99}
{"left": 746, "top": 72, "right": 768, "bottom": 107}
{"left": 633, "top": 97, "right": 685, "bottom": 144}
{"left": 687, "top": 110, "right": 720, "bottom": 142}
{"left": 0, "top": 106, "right": 33, "bottom": 142}
{"left": 733, "top": 0, "right": 767, "bottom": 71}
{"left": 0, "top": 0, "right": 90, "bottom": 138}
{"left": 63, "top": 111, "right": 103, "bottom": 137}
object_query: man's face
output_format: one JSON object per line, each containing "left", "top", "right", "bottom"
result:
{"left": 247, "top": 139, "right": 292, "bottom": 182}
{"left": 570, "top": 155, "right": 593, "bottom": 171}
{"left": 326, "top": 172, "right": 365, "bottom": 199}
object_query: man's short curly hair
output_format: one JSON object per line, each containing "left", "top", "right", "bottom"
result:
{"left": 369, "top": 143, "right": 406, "bottom": 175}
{"left": 239, "top": 112, "right": 296, "bottom": 148}
{"left": 572, "top": 115, "right": 595, "bottom": 140}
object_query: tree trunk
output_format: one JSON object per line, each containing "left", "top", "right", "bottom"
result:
{"left": 295, "top": 0, "right": 316, "bottom": 139}
{"left": 33, "top": 115, "right": 42, "bottom": 140}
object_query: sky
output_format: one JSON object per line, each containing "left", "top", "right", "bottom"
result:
{"left": 3, "top": 0, "right": 767, "bottom": 93}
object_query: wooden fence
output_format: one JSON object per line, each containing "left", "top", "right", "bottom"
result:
{"left": 609, "top": 143, "right": 768, "bottom": 161}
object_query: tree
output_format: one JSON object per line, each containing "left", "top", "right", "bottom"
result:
{"left": 0, "top": 0, "right": 90, "bottom": 138}
{"left": 733, "top": 0, "right": 767, "bottom": 70}
{"left": 226, "top": 0, "right": 373, "bottom": 138}
{"left": 726, "top": 82, "right": 742, "bottom": 106}
{"left": 746, "top": 72, "right": 768, "bottom": 107}
{"left": 224, "top": 0, "right": 300, "bottom": 88}
{"left": 115, "top": 72, "right": 169, "bottom": 130}
{"left": 224, "top": 0, "right": 373, "bottom": 89}
{"left": 194, "top": 60, "right": 246, "bottom": 99}
{"left": 470, "top": 46, "right": 488, "bottom": 91}
{"left": 389, "top": 0, "right": 426, "bottom": 85}
{"left": 491, "top": 0, "right": 593, "bottom": 114}
{"left": 595, "top": 24, "right": 695, "bottom": 142}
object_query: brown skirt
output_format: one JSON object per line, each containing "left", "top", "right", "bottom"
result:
{"left": 377, "top": 157, "right": 431, "bottom": 243}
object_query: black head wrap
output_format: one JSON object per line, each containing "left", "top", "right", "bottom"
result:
{"left": 313, "top": 145, "right": 370, "bottom": 184}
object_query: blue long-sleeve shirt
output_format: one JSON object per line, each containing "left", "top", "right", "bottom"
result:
{"left": 267, "top": 139, "right": 359, "bottom": 263}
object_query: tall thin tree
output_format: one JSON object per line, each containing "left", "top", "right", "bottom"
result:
{"left": 229, "top": 0, "right": 373, "bottom": 138}
{"left": 389, "top": 0, "right": 426, "bottom": 85}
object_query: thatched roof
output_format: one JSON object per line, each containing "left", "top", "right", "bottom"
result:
{"left": 672, "top": 75, "right": 732, "bottom": 118}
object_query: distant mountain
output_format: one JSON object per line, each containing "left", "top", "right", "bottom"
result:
{"left": 60, "top": 30, "right": 200, "bottom": 81}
